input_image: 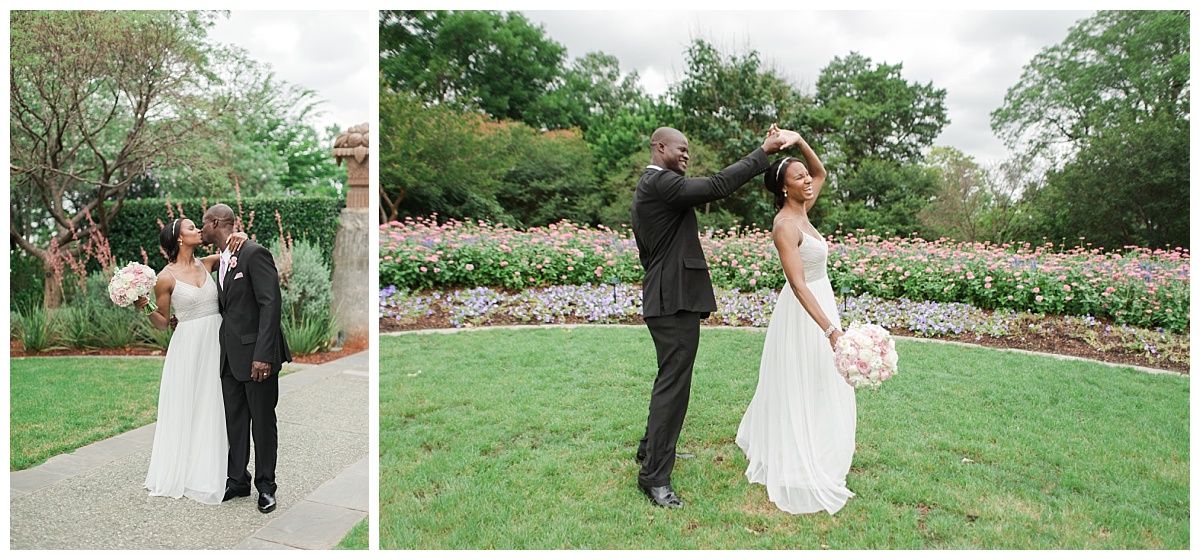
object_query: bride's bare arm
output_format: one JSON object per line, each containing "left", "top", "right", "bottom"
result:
{"left": 773, "top": 221, "right": 842, "bottom": 349}
{"left": 793, "top": 136, "right": 826, "bottom": 211}
{"left": 136, "top": 273, "right": 174, "bottom": 331}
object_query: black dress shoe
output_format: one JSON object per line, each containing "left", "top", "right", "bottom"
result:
{"left": 258, "top": 492, "right": 277, "bottom": 513}
{"left": 638, "top": 483, "right": 683, "bottom": 508}
{"left": 223, "top": 486, "right": 251, "bottom": 502}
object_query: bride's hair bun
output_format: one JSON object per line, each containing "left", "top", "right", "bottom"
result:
{"left": 160, "top": 219, "right": 182, "bottom": 263}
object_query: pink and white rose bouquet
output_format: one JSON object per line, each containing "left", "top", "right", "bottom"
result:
{"left": 108, "top": 262, "right": 158, "bottom": 315}
{"left": 833, "top": 323, "right": 898, "bottom": 388}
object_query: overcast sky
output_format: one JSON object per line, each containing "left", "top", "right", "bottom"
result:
{"left": 523, "top": 10, "right": 1096, "bottom": 166}
{"left": 206, "top": 10, "right": 374, "bottom": 136}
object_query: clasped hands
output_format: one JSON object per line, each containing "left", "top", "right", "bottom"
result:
{"left": 761, "top": 123, "right": 804, "bottom": 154}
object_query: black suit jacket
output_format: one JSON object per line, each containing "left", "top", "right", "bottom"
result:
{"left": 218, "top": 241, "right": 292, "bottom": 381}
{"left": 631, "top": 147, "right": 771, "bottom": 318}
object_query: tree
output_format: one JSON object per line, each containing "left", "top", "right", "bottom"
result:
{"left": 1038, "top": 114, "right": 1188, "bottom": 249}
{"left": 378, "top": 88, "right": 512, "bottom": 223}
{"left": 526, "top": 51, "right": 648, "bottom": 133}
{"left": 669, "top": 38, "right": 811, "bottom": 228}
{"left": 805, "top": 52, "right": 948, "bottom": 235}
{"left": 811, "top": 52, "right": 949, "bottom": 170}
{"left": 991, "top": 10, "right": 1189, "bottom": 166}
{"left": 495, "top": 127, "right": 606, "bottom": 228}
{"left": 379, "top": 10, "right": 566, "bottom": 122}
{"left": 991, "top": 10, "right": 1190, "bottom": 248}
{"left": 917, "top": 147, "right": 989, "bottom": 242}
{"left": 140, "top": 68, "right": 347, "bottom": 199}
{"left": 821, "top": 158, "right": 938, "bottom": 236}
{"left": 9, "top": 11, "right": 238, "bottom": 307}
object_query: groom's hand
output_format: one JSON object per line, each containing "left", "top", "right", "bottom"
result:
{"left": 775, "top": 129, "right": 802, "bottom": 149}
{"left": 251, "top": 360, "right": 273, "bottom": 382}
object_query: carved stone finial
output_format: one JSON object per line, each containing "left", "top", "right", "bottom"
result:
{"left": 333, "top": 122, "right": 369, "bottom": 165}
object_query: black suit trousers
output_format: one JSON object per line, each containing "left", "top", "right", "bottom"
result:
{"left": 222, "top": 357, "right": 279, "bottom": 494}
{"left": 637, "top": 310, "right": 702, "bottom": 487}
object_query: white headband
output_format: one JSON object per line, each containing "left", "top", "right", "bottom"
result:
{"left": 774, "top": 157, "right": 792, "bottom": 184}
{"left": 172, "top": 219, "right": 180, "bottom": 237}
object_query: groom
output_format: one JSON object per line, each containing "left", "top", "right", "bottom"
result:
{"left": 631, "top": 126, "right": 793, "bottom": 508}
{"left": 200, "top": 203, "right": 291, "bottom": 514}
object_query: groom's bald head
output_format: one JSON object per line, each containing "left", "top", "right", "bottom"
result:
{"left": 201, "top": 203, "right": 236, "bottom": 249}
{"left": 650, "top": 127, "right": 689, "bottom": 174}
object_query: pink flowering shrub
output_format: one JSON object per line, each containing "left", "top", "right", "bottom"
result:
{"left": 380, "top": 217, "right": 1189, "bottom": 333}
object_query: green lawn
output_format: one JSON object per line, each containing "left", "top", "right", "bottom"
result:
{"left": 9, "top": 357, "right": 165, "bottom": 471}
{"left": 379, "top": 327, "right": 1189, "bottom": 549}
{"left": 9, "top": 356, "right": 300, "bottom": 471}
{"left": 334, "top": 518, "right": 368, "bottom": 550}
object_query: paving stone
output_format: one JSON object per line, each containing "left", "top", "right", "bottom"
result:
{"left": 305, "top": 458, "right": 368, "bottom": 511}
{"left": 251, "top": 500, "right": 366, "bottom": 550}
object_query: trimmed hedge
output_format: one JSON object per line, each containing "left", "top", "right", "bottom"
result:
{"left": 108, "top": 196, "right": 345, "bottom": 272}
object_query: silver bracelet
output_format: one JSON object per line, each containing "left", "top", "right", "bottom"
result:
{"left": 823, "top": 325, "right": 836, "bottom": 338}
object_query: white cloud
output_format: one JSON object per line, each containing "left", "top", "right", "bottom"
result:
{"left": 206, "top": 10, "right": 373, "bottom": 134}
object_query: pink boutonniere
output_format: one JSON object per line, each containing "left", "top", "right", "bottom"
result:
{"left": 228, "top": 256, "right": 238, "bottom": 270}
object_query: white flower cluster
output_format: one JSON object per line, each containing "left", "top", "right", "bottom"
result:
{"left": 833, "top": 323, "right": 898, "bottom": 388}
{"left": 108, "top": 262, "right": 157, "bottom": 310}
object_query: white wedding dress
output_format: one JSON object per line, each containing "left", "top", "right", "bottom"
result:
{"left": 144, "top": 264, "right": 228, "bottom": 504}
{"left": 736, "top": 227, "right": 857, "bottom": 515}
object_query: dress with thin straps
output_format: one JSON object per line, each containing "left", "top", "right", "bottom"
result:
{"left": 144, "top": 260, "right": 228, "bottom": 504}
{"left": 736, "top": 222, "right": 857, "bottom": 514}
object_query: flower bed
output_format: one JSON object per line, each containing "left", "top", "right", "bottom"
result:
{"left": 381, "top": 217, "right": 1189, "bottom": 333}
{"left": 380, "top": 284, "right": 1188, "bottom": 371}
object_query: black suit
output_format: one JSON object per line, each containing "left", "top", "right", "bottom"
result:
{"left": 218, "top": 240, "right": 291, "bottom": 495}
{"left": 631, "top": 147, "right": 770, "bottom": 488}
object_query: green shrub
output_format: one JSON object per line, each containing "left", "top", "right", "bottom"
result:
{"left": 9, "top": 249, "right": 44, "bottom": 311}
{"left": 105, "top": 196, "right": 344, "bottom": 273}
{"left": 271, "top": 239, "right": 333, "bottom": 323}
{"left": 283, "top": 311, "right": 338, "bottom": 356}
{"left": 272, "top": 237, "right": 337, "bottom": 355}
{"left": 13, "top": 303, "right": 61, "bottom": 353}
{"left": 56, "top": 306, "right": 95, "bottom": 350}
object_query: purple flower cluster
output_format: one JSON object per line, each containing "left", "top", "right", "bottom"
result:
{"left": 379, "top": 286, "right": 438, "bottom": 320}
{"left": 713, "top": 288, "right": 777, "bottom": 327}
{"left": 444, "top": 287, "right": 507, "bottom": 327}
{"left": 509, "top": 283, "right": 642, "bottom": 324}
{"left": 838, "top": 293, "right": 1019, "bottom": 339}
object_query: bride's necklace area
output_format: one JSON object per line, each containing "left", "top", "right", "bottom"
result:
{"left": 777, "top": 213, "right": 819, "bottom": 240}
{"left": 168, "top": 258, "right": 204, "bottom": 284}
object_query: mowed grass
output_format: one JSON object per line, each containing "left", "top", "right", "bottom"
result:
{"left": 9, "top": 357, "right": 165, "bottom": 471}
{"left": 9, "top": 357, "right": 301, "bottom": 472}
{"left": 379, "top": 327, "right": 1189, "bottom": 549}
{"left": 334, "top": 518, "right": 368, "bottom": 550}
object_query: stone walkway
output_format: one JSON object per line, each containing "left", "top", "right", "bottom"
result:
{"left": 10, "top": 351, "right": 370, "bottom": 550}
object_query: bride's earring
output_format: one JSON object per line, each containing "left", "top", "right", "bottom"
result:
{"left": 783, "top": 190, "right": 788, "bottom": 199}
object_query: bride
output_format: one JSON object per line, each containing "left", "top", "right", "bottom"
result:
{"left": 136, "top": 218, "right": 245, "bottom": 504}
{"left": 735, "top": 132, "right": 857, "bottom": 515}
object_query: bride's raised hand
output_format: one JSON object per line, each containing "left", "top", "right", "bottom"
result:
{"left": 227, "top": 231, "right": 249, "bottom": 253}
{"left": 776, "top": 129, "right": 802, "bottom": 149}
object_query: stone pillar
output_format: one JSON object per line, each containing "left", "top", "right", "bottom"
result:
{"left": 330, "top": 123, "right": 370, "bottom": 348}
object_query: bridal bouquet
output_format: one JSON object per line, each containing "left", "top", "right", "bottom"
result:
{"left": 108, "top": 262, "right": 158, "bottom": 315}
{"left": 833, "top": 323, "right": 898, "bottom": 388}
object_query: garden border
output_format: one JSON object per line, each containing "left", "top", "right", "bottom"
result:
{"left": 381, "top": 323, "right": 1183, "bottom": 377}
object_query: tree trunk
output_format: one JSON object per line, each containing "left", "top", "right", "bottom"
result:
{"left": 42, "top": 259, "right": 63, "bottom": 309}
